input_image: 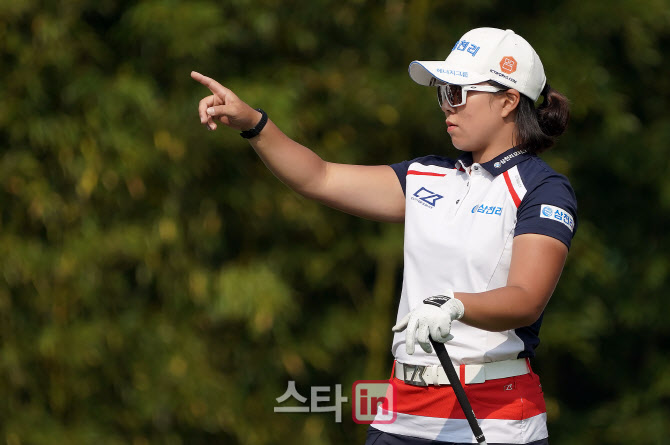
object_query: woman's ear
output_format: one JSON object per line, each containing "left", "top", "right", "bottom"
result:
{"left": 501, "top": 89, "right": 521, "bottom": 118}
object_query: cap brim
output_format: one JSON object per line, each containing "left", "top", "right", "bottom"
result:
{"left": 408, "top": 61, "right": 488, "bottom": 86}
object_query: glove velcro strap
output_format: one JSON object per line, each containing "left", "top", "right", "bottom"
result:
{"left": 423, "top": 291, "right": 464, "bottom": 320}
{"left": 423, "top": 295, "right": 452, "bottom": 307}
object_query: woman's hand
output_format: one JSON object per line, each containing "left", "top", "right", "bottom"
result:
{"left": 393, "top": 293, "right": 465, "bottom": 355}
{"left": 190, "top": 70, "right": 406, "bottom": 223}
{"left": 191, "top": 71, "right": 262, "bottom": 132}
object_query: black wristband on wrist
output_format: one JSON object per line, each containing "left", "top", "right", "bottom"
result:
{"left": 423, "top": 295, "right": 452, "bottom": 307}
{"left": 240, "top": 108, "right": 268, "bottom": 139}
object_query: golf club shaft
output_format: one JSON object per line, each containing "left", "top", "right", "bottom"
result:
{"left": 430, "top": 338, "right": 487, "bottom": 445}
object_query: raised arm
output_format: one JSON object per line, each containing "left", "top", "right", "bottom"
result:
{"left": 191, "top": 71, "right": 405, "bottom": 223}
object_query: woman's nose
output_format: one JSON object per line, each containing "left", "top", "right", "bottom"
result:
{"left": 441, "top": 101, "right": 455, "bottom": 114}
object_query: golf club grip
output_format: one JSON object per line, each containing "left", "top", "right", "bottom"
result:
{"left": 430, "top": 338, "right": 487, "bottom": 445}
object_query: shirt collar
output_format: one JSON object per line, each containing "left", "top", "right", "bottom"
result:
{"left": 456, "top": 147, "right": 532, "bottom": 176}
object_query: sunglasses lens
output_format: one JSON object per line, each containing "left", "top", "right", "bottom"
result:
{"left": 446, "top": 85, "right": 463, "bottom": 106}
{"left": 437, "top": 85, "right": 463, "bottom": 107}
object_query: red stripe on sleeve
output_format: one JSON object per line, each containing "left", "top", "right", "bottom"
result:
{"left": 503, "top": 171, "right": 521, "bottom": 208}
{"left": 407, "top": 170, "right": 446, "bottom": 177}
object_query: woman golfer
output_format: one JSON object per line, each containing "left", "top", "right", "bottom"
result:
{"left": 193, "top": 27, "right": 576, "bottom": 445}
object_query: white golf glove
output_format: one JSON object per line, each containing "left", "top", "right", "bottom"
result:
{"left": 392, "top": 292, "right": 465, "bottom": 355}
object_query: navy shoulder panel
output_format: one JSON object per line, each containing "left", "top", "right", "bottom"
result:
{"left": 515, "top": 156, "right": 578, "bottom": 249}
{"left": 390, "top": 155, "right": 457, "bottom": 195}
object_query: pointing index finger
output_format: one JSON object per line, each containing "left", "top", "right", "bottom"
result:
{"left": 191, "top": 71, "right": 230, "bottom": 97}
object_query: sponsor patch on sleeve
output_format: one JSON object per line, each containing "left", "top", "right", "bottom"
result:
{"left": 540, "top": 204, "right": 574, "bottom": 232}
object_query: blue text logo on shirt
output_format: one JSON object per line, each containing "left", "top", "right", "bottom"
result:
{"left": 412, "top": 187, "right": 443, "bottom": 208}
{"left": 471, "top": 204, "right": 503, "bottom": 216}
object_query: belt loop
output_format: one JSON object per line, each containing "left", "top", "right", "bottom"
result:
{"left": 459, "top": 364, "right": 466, "bottom": 385}
{"left": 525, "top": 358, "right": 533, "bottom": 374}
{"left": 391, "top": 360, "right": 397, "bottom": 380}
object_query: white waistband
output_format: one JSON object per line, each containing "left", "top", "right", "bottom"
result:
{"left": 396, "top": 358, "right": 529, "bottom": 386}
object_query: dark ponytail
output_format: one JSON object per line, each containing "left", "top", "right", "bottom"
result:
{"left": 489, "top": 82, "right": 570, "bottom": 154}
{"left": 514, "top": 83, "right": 570, "bottom": 154}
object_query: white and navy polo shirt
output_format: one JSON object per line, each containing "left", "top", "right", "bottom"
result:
{"left": 372, "top": 147, "right": 577, "bottom": 443}
{"left": 390, "top": 146, "right": 577, "bottom": 368}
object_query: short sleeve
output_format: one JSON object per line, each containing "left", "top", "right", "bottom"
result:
{"left": 514, "top": 174, "right": 578, "bottom": 249}
{"left": 389, "top": 160, "right": 412, "bottom": 195}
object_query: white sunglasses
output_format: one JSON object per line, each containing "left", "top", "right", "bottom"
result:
{"left": 437, "top": 83, "right": 506, "bottom": 108}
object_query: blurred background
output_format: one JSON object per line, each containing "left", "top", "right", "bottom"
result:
{"left": 2, "top": 0, "right": 670, "bottom": 444}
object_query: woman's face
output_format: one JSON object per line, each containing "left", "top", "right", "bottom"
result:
{"left": 440, "top": 84, "right": 510, "bottom": 154}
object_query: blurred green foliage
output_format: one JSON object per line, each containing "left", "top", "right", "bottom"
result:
{"left": 1, "top": 1, "right": 670, "bottom": 444}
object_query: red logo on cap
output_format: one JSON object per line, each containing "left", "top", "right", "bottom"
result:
{"left": 500, "top": 56, "right": 517, "bottom": 74}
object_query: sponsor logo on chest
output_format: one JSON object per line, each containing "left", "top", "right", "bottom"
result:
{"left": 471, "top": 204, "right": 503, "bottom": 216}
{"left": 411, "top": 187, "right": 443, "bottom": 208}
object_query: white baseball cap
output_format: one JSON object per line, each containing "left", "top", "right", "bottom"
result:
{"left": 409, "top": 28, "right": 546, "bottom": 101}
